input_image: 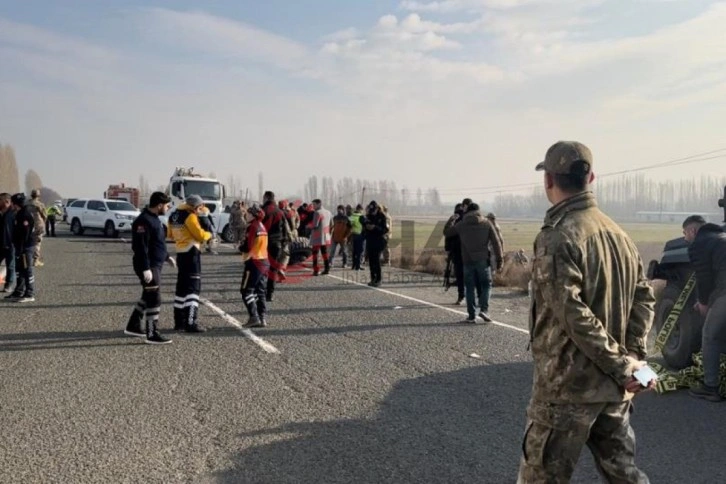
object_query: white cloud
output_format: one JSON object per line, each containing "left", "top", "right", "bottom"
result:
{"left": 2, "top": 3, "right": 726, "bottom": 201}
{"left": 400, "top": 0, "right": 594, "bottom": 12}
{"left": 142, "top": 8, "right": 314, "bottom": 75}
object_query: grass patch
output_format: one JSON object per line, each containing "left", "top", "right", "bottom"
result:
{"left": 388, "top": 218, "right": 680, "bottom": 289}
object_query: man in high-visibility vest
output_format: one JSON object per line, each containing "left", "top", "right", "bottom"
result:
{"left": 45, "top": 203, "right": 62, "bottom": 237}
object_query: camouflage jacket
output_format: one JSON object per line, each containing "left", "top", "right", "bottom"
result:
{"left": 529, "top": 192, "right": 655, "bottom": 404}
{"left": 27, "top": 199, "right": 47, "bottom": 233}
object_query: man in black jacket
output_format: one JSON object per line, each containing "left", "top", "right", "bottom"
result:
{"left": 0, "top": 193, "right": 16, "bottom": 293}
{"left": 125, "top": 192, "right": 175, "bottom": 345}
{"left": 7, "top": 193, "right": 36, "bottom": 302}
{"left": 683, "top": 215, "right": 726, "bottom": 401}
{"left": 444, "top": 203, "right": 465, "bottom": 304}
{"left": 444, "top": 203, "right": 503, "bottom": 323}
{"left": 262, "top": 191, "right": 290, "bottom": 302}
{"left": 363, "top": 201, "right": 389, "bottom": 287}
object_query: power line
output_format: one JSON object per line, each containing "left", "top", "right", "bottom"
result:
{"left": 430, "top": 148, "right": 726, "bottom": 196}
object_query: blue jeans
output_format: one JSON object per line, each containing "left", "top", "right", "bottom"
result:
{"left": 14, "top": 247, "right": 34, "bottom": 297}
{"left": 463, "top": 260, "right": 492, "bottom": 319}
{"left": 702, "top": 295, "right": 726, "bottom": 388}
{"left": 0, "top": 246, "right": 15, "bottom": 286}
{"left": 351, "top": 234, "right": 365, "bottom": 269}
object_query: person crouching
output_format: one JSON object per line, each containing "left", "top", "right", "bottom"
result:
{"left": 168, "top": 195, "right": 213, "bottom": 332}
{"left": 240, "top": 204, "right": 270, "bottom": 328}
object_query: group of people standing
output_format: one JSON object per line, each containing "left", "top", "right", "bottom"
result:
{"left": 125, "top": 191, "right": 396, "bottom": 344}
{"left": 0, "top": 189, "right": 51, "bottom": 302}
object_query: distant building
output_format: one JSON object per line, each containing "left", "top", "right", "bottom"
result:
{"left": 634, "top": 211, "right": 722, "bottom": 223}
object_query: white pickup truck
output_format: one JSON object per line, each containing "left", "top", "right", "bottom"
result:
{"left": 66, "top": 198, "right": 140, "bottom": 238}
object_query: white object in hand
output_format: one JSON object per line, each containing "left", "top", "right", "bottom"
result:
{"left": 633, "top": 365, "right": 658, "bottom": 387}
{"left": 143, "top": 270, "right": 153, "bottom": 283}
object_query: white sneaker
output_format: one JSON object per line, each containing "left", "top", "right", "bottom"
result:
{"left": 462, "top": 317, "right": 477, "bottom": 324}
{"left": 17, "top": 296, "right": 36, "bottom": 303}
{"left": 478, "top": 311, "right": 492, "bottom": 322}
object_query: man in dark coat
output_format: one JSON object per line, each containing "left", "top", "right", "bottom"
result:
{"left": 363, "top": 201, "right": 389, "bottom": 287}
{"left": 683, "top": 215, "right": 726, "bottom": 401}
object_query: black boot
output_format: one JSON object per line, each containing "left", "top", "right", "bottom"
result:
{"left": 184, "top": 305, "right": 206, "bottom": 333}
{"left": 145, "top": 318, "right": 171, "bottom": 345}
{"left": 124, "top": 309, "right": 145, "bottom": 337}
{"left": 173, "top": 307, "right": 185, "bottom": 331}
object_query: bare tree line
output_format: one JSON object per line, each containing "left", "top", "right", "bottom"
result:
{"left": 300, "top": 176, "right": 444, "bottom": 213}
{"left": 0, "top": 143, "right": 20, "bottom": 193}
{"left": 0, "top": 143, "right": 63, "bottom": 204}
{"left": 492, "top": 174, "right": 726, "bottom": 219}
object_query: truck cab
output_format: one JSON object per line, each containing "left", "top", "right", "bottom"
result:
{"left": 161, "top": 167, "right": 231, "bottom": 241}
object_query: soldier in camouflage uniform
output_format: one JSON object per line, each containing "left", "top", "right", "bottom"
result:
{"left": 517, "top": 141, "right": 657, "bottom": 484}
{"left": 28, "top": 189, "right": 47, "bottom": 267}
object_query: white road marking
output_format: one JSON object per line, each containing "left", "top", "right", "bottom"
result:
{"left": 325, "top": 273, "right": 530, "bottom": 335}
{"left": 200, "top": 297, "right": 281, "bottom": 354}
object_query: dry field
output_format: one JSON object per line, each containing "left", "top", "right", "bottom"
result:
{"left": 388, "top": 218, "right": 681, "bottom": 290}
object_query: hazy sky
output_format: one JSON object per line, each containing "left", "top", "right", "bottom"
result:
{"left": 1, "top": 0, "right": 725, "bottom": 201}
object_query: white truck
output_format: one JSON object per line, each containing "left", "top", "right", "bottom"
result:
{"left": 66, "top": 198, "right": 140, "bottom": 238}
{"left": 161, "top": 167, "right": 233, "bottom": 242}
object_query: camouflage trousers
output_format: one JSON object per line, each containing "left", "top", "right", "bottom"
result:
{"left": 33, "top": 232, "right": 43, "bottom": 263}
{"left": 517, "top": 400, "right": 649, "bottom": 484}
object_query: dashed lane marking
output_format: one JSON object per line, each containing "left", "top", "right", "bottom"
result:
{"left": 325, "top": 273, "right": 530, "bottom": 335}
{"left": 200, "top": 297, "right": 281, "bottom": 354}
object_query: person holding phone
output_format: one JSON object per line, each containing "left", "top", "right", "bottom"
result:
{"left": 518, "top": 141, "right": 656, "bottom": 483}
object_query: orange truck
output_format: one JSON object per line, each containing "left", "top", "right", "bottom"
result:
{"left": 104, "top": 183, "right": 140, "bottom": 208}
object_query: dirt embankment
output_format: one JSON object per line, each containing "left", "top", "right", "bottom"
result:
{"left": 391, "top": 241, "right": 664, "bottom": 294}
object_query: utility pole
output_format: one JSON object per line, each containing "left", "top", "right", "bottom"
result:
{"left": 360, "top": 187, "right": 366, "bottom": 206}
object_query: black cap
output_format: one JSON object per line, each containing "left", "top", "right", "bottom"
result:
{"left": 11, "top": 193, "right": 25, "bottom": 206}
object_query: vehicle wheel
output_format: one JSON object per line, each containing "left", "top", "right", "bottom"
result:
{"left": 71, "top": 218, "right": 84, "bottom": 235}
{"left": 104, "top": 220, "right": 118, "bottom": 238}
{"left": 289, "top": 237, "right": 312, "bottom": 265}
{"left": 654, "top": 283, "right": 704, "bottom": 370}
{"left": 221, "top": 224, "right": 234, "bottom": 243}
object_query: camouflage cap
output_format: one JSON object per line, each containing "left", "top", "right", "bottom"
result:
{"left": 535, "top": 141, "right": 593, "bottom": 174}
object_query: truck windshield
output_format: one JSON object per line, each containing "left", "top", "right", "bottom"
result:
{"left": 107, "top": 201, "right": 137, "bottom": 211}
{"left": 184, "top": 180, "right": 222, "bottom": 201}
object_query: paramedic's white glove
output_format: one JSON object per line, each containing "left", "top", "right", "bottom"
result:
{"left": 143, "top": 270, "right": 153, "bottom": 283}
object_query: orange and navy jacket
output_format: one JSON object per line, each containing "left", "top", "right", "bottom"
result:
{"left": 241, "top": 219, "right": 268, "bottom": 260}
{"left": 168, "top": 204, "right": 212, "bottom": 253}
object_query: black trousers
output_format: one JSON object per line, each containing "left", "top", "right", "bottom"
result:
{"left": 241, "top": 259, "right": 269, "bottom": 319}
{"left": 128, "top": 266, "right": 162, "bottom": 336}
{"left": 452, "top": 251, "right": 464, "bottom": 300}
{"left": 266, "top": 242, "right": 282, "bottom": 298}
{"left": 312, "top": 244, "right": 330, "bottom": 273}
{"left": 367, "top": 247, "right": 383, "bottom": 283}
{"left": 45, "top": 216, "right": 57, "bottom": 237}
{"left": 174, "top": 248, "right": 202, "bottom": 328}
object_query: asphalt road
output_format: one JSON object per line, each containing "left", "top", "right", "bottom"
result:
{"left": 1, "top": 226, "right": 725, "bottom": 484}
